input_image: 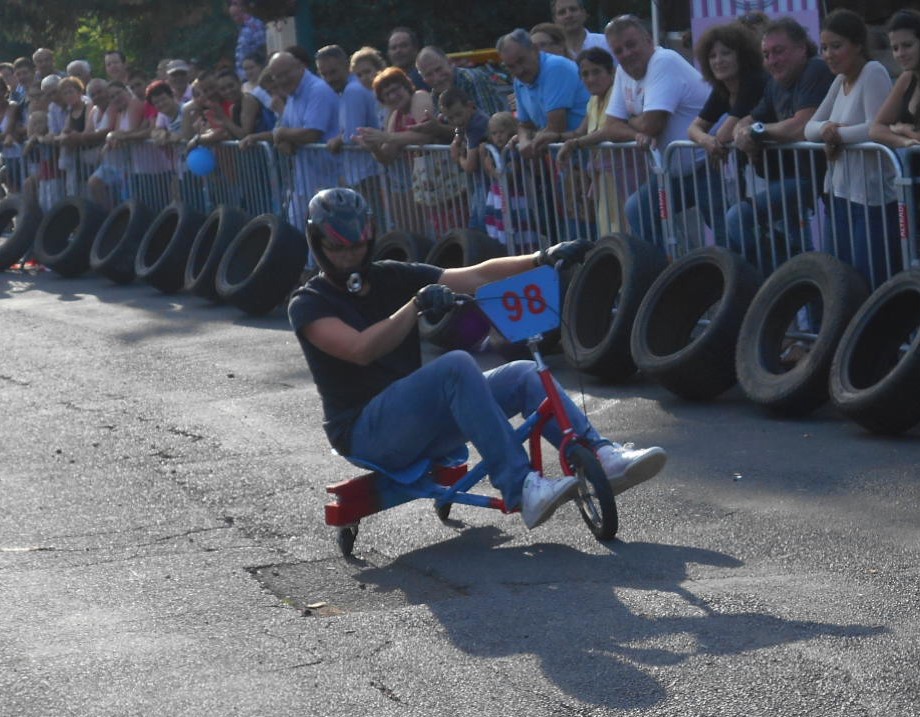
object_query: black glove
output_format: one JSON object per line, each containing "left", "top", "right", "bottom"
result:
{"left": 538, "top": 239, "right": 592, "bottom": 269}
{"left": 414, "top": 284, "right": 457, "bottom": 320}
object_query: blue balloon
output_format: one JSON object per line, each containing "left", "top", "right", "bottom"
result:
{"left": 187, "top": 146, "right": 216, "bottom": 177}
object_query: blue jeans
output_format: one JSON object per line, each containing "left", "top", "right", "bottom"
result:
{"left": 726, "top": 177, "right": 814, "bottom": 273}
{"left": 824, "top": 196, "right": 902, "bottom": 288}
{"left": 626, "top": 162, "right": 726, "bottom": 249}
{"left": 349, "top": 351, "right": 604, "bottom": 510}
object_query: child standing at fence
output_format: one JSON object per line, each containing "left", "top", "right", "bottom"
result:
{"left": 480, "top": 111, "right": 535, "bottom": 251}
{"left": 402, "top": 87, "right": 472, "bottom": 237}
{"left": 22, "top": 110, "right": 61, "bottom": 211}
{"left": 443, "top": 87, "right": 490, "bottom": 231}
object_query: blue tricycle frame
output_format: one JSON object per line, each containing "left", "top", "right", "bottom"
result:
{"left": 324, "top": 266, "right": 618, "bottom": 556}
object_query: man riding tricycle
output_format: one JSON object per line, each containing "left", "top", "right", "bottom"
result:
{"left": 288, "top": 188, "right": 666, "bottom": 555}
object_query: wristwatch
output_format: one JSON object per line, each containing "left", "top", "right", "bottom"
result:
{"left": 750, "top": 122, "right": 768, "bottom": 141}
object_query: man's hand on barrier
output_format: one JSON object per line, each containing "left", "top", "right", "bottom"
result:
{"left": 272, "top": 126, "right": 293, "bottom": 146}
{"left": 414, "top": 284, "right": 457, "bottom": 320}
{"left": 634, "top": 132, "right": 657, "bottom": 152}
{"left": 734, "top": 125, "right": 758, "bottom": 155}
{"left": 537, "top": 239, "right": 592, "bottom": 270}
{"left": 702, "top": 135, "right": 729, "bottom": 163}
{"left": 531, "top": 128, "right": 561, "bottom": 155}
{"left": 327, "top": 133, "right": 344, "bottom": 154}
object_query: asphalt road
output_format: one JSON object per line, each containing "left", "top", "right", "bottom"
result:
{"left": 1, "top": 268, "right": 918, "bottom": 717}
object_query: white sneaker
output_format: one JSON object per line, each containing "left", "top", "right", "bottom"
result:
{"left": 521, "top": 471, "right": 579, "bottom": 529}
{"left": 596, "top": 443, "right": 667, "bottom": 496}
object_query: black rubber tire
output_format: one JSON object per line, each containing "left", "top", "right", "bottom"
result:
{"left": 215, "top": 214, "right": 309, "bottom": 315}
{"left": 829, "top": 270, "right": 920, "bottom": 435}
{"left": 631, "top": 246, "right": 762, "bottom": 400}
{"left": 736, "top": 252, "right": 869, "bottom": 416}
{"left": 184, "top": 205, "right": 250, "bottom": 300}
{"left": 372, "top": 230, "right": 432, "bottom": 263}
{"left": 424, "top": 227, "right": 507, "bottom": 267}
{"left": 435, "top": 502, "right": 452, "bottom": 523}
{"left": 336, "top": 525, "right": 358, "bottom": 557}
{"left": 562, "top": 233, "right": 668, "bottom": 382}
{"left": 135, "top": 202, "right": 206, "bottom": 294}
{"left": 0, "top": 195, "right": 42, "bottom": 270}
{"left": 90, "top": 200, "right": 156, "bottom": 284}
{"left": 569, "top": 444, "right": 618, "bottom": 542}
{"left": 420, "top": 228, "right": 504, "bottom": 350}
{"left": 33, "top": 198, "right": 108, "bottom": 277}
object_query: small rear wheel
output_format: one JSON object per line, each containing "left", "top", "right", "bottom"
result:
{"left": 336, "top": 524, "right": 358, "bottom": 557}
{"left": 435, "top": 502, "right": 452, "bottom": 523}
{"left": 568, "top": 444, "right": 618, "bottom": 541}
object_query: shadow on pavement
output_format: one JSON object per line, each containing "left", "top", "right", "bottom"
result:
{"left": 353, "top": 526, "right": 887, "bottom": 710}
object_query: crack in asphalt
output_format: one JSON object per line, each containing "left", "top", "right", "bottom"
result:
{"left": 370, "top": 679, "right": 402, "bottom": 703}
{"left": 0, "top": 373, "right": 30, "bottom": 387}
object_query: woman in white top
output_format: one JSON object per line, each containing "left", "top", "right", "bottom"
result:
{"left": 804, "top": 9, "right": 899, "bottom": 286}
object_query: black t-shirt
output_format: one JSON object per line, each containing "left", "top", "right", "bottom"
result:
{"left": 288, "top": 260, "right": 443, "bottom": 454}
{"left": 750, "top": 57, "right": 834, "bottom": 180}
{"left": 698, "top": 69, "right": 769, "bottom": 125}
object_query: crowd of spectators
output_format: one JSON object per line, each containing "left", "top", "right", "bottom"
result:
{"left": 2, "top": 1, "right": 919, "bottom": 285}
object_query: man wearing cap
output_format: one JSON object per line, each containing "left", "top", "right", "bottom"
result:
{"left": 166, "top": 60, "right": 193, "bottom": 102}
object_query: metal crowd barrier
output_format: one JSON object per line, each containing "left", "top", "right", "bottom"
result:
{"left": 662, "top": 139, "right": 910, "bottom": 289}
{"left": 1, "top": 136, "right": 917, "bottom": 282}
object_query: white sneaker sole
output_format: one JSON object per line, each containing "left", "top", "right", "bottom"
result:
{"left": 609, "top": 449, "right": 667, "bottom": 496}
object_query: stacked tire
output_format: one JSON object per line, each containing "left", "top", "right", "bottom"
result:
{"left": 185, "top": 206, "right": 250, "bottom": 300}
{"left": 215, "top": 214, "right": 308, "bottom": 315}
{"left": 420, "top": 228, "right": 505, "bottom": 351}
{"left": 735, "top": 253, "right": 869, "bottom": 416}
{"left": 630, "top": 246, "right": 762, "bottom": 400}
{"left": 90, "top": 200, "right": 156, "bottom": 284}
{"left": 562, "top": 234, "right": 667, "bottom": 382}
{"left": 372, "top": 230, "right": 431, "bottom": 263}
{"left": 830, "top": 270, "right": 920, "bottom": 435}
{"left": 135, "top": 202, "right": 206, "bottom": 293}
{"left": 0, "top": 195, "right": 43, "bottom": 270}
{"left": 33, "top": 198, "right": 107, "bottom": 277}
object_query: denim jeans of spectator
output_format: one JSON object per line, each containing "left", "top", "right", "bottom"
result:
{"left": 825, "top": 196, "right": 902, "bottom": 288}
{"left": 726, "top": 177, "right": 814, "bottom": 274}
{"left": 349, "top": 350, "right": 605, "bottom": 511}
{"left": 626, "top": 161, "right": 726, "bottom": 249}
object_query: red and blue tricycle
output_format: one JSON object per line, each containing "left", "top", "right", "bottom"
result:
{"left": 324, "top": 266, "right": 618, "bottom": 556}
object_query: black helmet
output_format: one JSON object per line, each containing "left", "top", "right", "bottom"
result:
{"left": 306, "top": 188, "right": 374, "bottom": 293}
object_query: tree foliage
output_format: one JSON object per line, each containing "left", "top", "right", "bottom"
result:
{"left": 0, "top": 0, "right": 235, "bottom": 73}
{"left": 1, "top": 0, "right": 680, "bottom": 72}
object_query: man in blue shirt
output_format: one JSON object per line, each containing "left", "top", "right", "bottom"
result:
{"left": 315, "top": 45, "right": 381, "bottom": 197}
{"left": 242, "top": 51, "right": 340, "bottom": 225}
{"left": 497, "top": 28, "right": 589, "bottom": 158}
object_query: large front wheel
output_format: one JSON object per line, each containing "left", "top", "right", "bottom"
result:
{"left": 568, "top": 445, "right": 618, "bottom": 541}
